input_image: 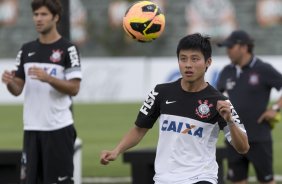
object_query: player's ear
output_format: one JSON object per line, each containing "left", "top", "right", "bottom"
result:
{"left": 205, "top": 58, "right": 212, "bottom": 72}
{"left": 54, "top": 14, "right": 59, "bottom": 23}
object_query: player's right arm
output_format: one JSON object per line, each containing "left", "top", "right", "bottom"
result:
{"left": 2, "top": 70, "right": 24, "bottom": 96}
{"left": 100, "top": 125, "right": 148, "bottom": 165}
{"left": 217, "top": 100, "right": 249, "bottom": 154}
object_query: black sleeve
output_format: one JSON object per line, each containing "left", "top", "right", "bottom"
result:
{"left": 14, "top": 46, "right": 25, "bottom": 80}
{"left": 65, "top": 45, "right": 81, "bottom": 70}
{"left": 215, "top": 95, "right": 229, "bottom": 130}
{"left": 218, "top": 116, "right": 227, "bottom": 130}
{"left": 263, "top": 63, "right": 282, "bottom": 91}
{"left": 218, "top": 98, "right": 245, "bottom": 131}
{"left": 135, "top": 85, "right": 161, "bottom": 129}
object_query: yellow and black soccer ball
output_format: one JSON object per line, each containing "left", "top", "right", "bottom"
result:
{"left": 123, "top": 1, "right": 166, "bottom": 42}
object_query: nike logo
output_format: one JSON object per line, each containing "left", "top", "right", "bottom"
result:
{"left": 58, "top": 176, "right": 68, "bottom": 181}
{"left": 165, "top": 100, "right": 176, "bottom": 104}
{"left": 28, "top": 52, "right": 36, "bottom": 57}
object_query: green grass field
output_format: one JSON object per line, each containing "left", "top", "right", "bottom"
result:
{"left": 0, "top": 103, "right": 282, "bottom": 178}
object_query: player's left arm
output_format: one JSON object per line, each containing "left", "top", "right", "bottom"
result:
{"left": 100, "top": 125, "right": 149, "bottom": 165}
{"left": 217, "top": 100, "right": 250, "bottom": 154}
{"left": 28, "top": 66, "right": 80, "bottom": 96}
{"left": 258, "top": 94, "right": 282, "bottom": 123}
{"left": 258, "top": 64, "right": 282, "bottom": 123}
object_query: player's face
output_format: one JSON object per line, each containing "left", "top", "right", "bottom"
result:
{"left": 33, "top": 6, "right": 58, "bottom": 35}
{"left": 178, "top": 49, "right": 211, "bottom": 83}
{"left": 227, "top": 44, "right": 245, "bottom": 65}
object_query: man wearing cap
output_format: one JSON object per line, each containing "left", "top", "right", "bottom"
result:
{"left": 217, "top": 30, "right": 282, "bottom": 184}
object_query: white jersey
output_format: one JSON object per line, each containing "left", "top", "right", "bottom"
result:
{"left": 15, "top": 38, "right": 82, "bottom": 131}
{"left": 135, "top": 79, "right": 246, "bottom": 184}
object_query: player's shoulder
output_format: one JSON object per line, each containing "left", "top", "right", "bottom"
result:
{"left": 60, "top": 39, "right": 81, "bottom": 56}
{"left": 251, "top": 57, "right": 280, "bottom": 75}
{"left": 59, "top": 37, "right": 76, "bottom": 47}
{"left": 155, "top": 79, "right": 180, "bottom": 91}
{"left": 206, "top": 84, "right": 228, "bottom": 100}
{"left": 254, "top": 57, "right": 273, "bottom": 69}
{"left": 21, "top": 39, "right": 38, "bottom": 50}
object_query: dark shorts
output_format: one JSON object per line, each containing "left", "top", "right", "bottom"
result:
{"left": 226, "top": 141, "right": 274, "bottom": 183}
{"left": 193, "top": 181, "right": 213, "bottom": 184}
{"left": 20, "top": 125, "right": 77, "bottom": 184}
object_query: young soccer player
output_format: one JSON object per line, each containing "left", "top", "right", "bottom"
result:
{"left": 100, "top": 33, "right": 249, "bottom": 184}
{"left": 1, "top": 0, "right": 82, "bottom": 183}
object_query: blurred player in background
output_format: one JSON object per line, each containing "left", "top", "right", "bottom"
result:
{"left": 0, "top": 0, "right": 18, "bottom": 26}
{"left": 100, "top": 33, "right": 249, "bottom": 184}
{"left": 185, "top": 0, "right": 237, "bottom": 43}
{"left": 70, "top": 0, "right": 87, "bottom": 46}
{"left": 217, "top": 30, "right": 282, "bottom": 184}
{"left": 1, "top": 0, "right": 82, "bottom": 183}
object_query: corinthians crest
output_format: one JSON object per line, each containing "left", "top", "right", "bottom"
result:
{"left": 50, "top": 49, "right": 63, "bottom": 63}
{"left": 195, "top": 100, "right": 213, "bottom": 118}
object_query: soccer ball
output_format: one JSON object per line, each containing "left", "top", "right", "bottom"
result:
{"left": 123, "top": 1, "right": 165, "bottom": 42}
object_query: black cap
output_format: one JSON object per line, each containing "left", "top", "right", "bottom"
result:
{"left": 217, "top": 30, "right": 254, "bottom": 47}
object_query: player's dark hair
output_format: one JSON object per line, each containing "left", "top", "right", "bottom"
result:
{"left": 31, "top": 0, "right": 62, "bottom": 22}
{"left": 176, "top": 33, "right": 212, "bottom": 62}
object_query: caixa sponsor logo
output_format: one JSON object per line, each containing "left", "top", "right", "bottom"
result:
{"left": 161, "top": 120, "right": 203, "bottom": 138}
{"left": 43, "top": 67, "right": 57, "bottom": 76}
{"left": 140, "top": 89, "right": 159, "bottom": 115}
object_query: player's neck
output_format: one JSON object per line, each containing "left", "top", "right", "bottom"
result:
{"left": 238, "top": 54, "right": 252, "bottom": 68}
{"left": 181, "top": 79, "right": 208, "bottom": 92}
{"left": 39, "top": 29, "right": 61, "bottom": 44}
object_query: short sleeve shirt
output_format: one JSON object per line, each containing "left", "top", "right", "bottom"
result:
{"left": 15, "top": 38, "right": 82, "bottom": 131}
{"left": 135, "top": 79, "right": 246, "bottom": 184}
{"left": 217, "top": 57, "right": 282, "bottom": 142}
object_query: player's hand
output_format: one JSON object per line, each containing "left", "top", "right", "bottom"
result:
{"left": 28, "top": 66, "right": 50, "bottom": 82}
{"left": 2, "top": 70, "right": 15, "bottom": 84}
{"left": 216, "top": 100, "right": 232, "bottom": 123}
{"left": 100, "top": 150, "right": 119, "bottom": 165}
{"left": 258, "top": 109, "right": 277, "bottom": 124}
